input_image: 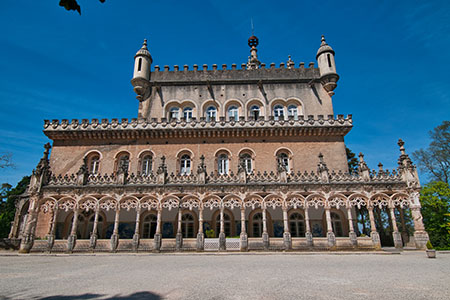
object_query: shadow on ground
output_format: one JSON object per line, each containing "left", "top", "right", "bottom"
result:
{"left": 0, "top": 292, "right": 161, "bottom": 300}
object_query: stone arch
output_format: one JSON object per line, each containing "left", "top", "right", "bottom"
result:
{"left": 286, "top": 97, "right": 304, "bottom": 116}
{"left": 78, "top": 196, "right": 98, "bottom": 212}
{"left": 180, "top": 195, "right": 201, "bottom": 211}
{"left": 176, "top": 209, "right": 198, "bottom": 238}
{"left": 140, "top": 195, "right": 160, "bottom": 211}
{"left": 203, "top": 194, "right": 222, "bottom": 211}
{"left": 328, "top": 193, "right": 348, "bottom": 209}
{"left": 321, "top": 208, "right": 348, "bottom": 237}
{"left": 263, "top": 194, "right": 284, "bottom": 210}
{"left": 113, "top": 150, "right": 132, "bottom": 173}
{"left": 305, "top": 194, "right": 326, "bottom": 209}
{"left": 119, "top": 195, "right": 140, "bottom": 211}
{"left": 223, "top": 194, "right": 243, "bottom": 209}
{"left": 370, "top": 193, "right": 390, "bottom": 209}
{"left": 246, "top": 98, "right": 265, "bottom": 120}
{"left": 391, "top": 192, "right": 410, "bottom": 209}
{"left": 285, "top": 194, "right": 305, "bottom": 209}
{"left": 201, "top": 100, "right": 221, "bottom": 118}
{"left": 211, "top": 208, "right": 236, "bottom": 237}
{"left": 243, "top": 193, "right": 263, "bottom": 210}
{"left": 161, "top": 194, "right": 180, "bottom": 211}
{"left": 57, "top": 196, "right": 77, "bottom": 212}
{"left": 98, "top": 196, "right": 118, "bottom": 212}
{"left": 248, "top": 208, "right": 273, "bottom": 237}
{"left": 223, "top": 98, "right": 244, "bottom": 119}
{"left": 348, "top": 193, "right": 369, "bottom": 209}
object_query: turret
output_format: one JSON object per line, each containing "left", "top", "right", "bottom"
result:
{"left": 246, "top": 35, "right": 261, "bottom": 69}
{"left": 316, "top": 35, "right": 339, "bottom": 96}
{"left": 131, "top": 39, "right": 152, "bottom": 102}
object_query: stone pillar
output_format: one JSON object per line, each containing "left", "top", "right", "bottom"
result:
{"left": 240, "top": 208, "right": 248, "bottom": 251}
{"left": 368, "top": 206, "right": 381, "bottom": 249}
{"left": 46, "top": 207, "right": 58, "bottom": 251}
{"left": 89, "top": 209, "right": 99, "bottom": 250}
{"left": 325, "top": 207, "right": 336, "bottom": 248}
{"left": 175, "top": 208, "right": 183, "bottom": 251}
{"left": 389, "top": 207, "right": 402, "bottom": 249}
{"left": 19, "top": 198, "right": 39, "bottom": 253}
{"left": 304, "top": 206, "right": 313, "bottom": 247}
{"left": 282, "top": 208, "right": 292, "bottom": 250}
{"left": 153, "top": 208, "right": 162, "bottom": 252}
{"left": 110, "top": 208, "right": 120, "bottom": 252}
{"left": 196, "top": 208, "right": 204, "bottom": 251}
{"left": 399, "top": 208, "right": 409, "bottom": 246}
{"left": 411, "top": 207, "right": 429, "bottom": 249}
{"left": 67, "top": 209, "right": 79, "bottom": 252}
{"left": 132, "top": 207, "right": 141, "bottom": 251}
{"left": 262, "top": 207, "right": 269, "bottom": 250}
{"left": 347, "top": 207, "right": 357, "bottom": 247}
{"left": 219, "top": 207, "right": 226, "bottom": 251}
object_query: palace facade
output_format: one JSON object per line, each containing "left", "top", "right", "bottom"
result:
{"left": 11, "top": 36, "right": 429, "bottom": 253}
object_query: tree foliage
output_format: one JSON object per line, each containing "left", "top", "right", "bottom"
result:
{"left": 0, "top": 176, "right": 30, "bottom": 238}
{"left": 412, "top": 121, "right": 450, "bottom": 184}
{"left": 59, "top": 0, "right": 106, "bottom": 15}
{"left": 420, "top": 181, "right": 450, "bottom": 249}
{"left": 346, "top": 147, "right": 358, "bottom": 174}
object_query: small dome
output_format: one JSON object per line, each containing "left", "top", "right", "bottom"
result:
{"left": 135, "top": 39, "right": 152, "bottom": 58}
{"left": 316, "top": 35, "right": 335, "bottom": 59}
{"left": 248, "top": 35, "right": 259, "bottom": 48}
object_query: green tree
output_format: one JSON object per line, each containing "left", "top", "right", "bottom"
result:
{"left": 59, "top": 0, "right": 106, "bottom": 15}
{"left": 420, "top": 181, "right": 450, "bottom": 249}
{"left": 346, "top": 147, "right": 358, "bottom": 174}
{"left": 0, "top": 176, "right": 30, "bottom": 238}
{"left": 412, "top": 121, "right": 450, "bottom": 184}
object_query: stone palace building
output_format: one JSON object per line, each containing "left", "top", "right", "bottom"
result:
{"left": 10, "top": 35, "right": 429, "bottom": 253}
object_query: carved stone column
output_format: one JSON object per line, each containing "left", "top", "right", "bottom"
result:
{"left": 110, "top": 208, "right": 120, "bottom": 252}
{"left": 368, "top": 206, "right": 381, "bottom": 250}
{"left": 219, "top": 207, "right": 226, "bottom": 251}
{"left": 282, "top": 208, "right": 292, "bottom": 250}
{"left": 239, "top": 208, "right": 248, "bottom": 251}
{"left": 196, "top": 208, "right": 204, "bottom": 251}
{"left": 19, "top": 198, "right": 39, "bottom": 253}
{"left": 175, "top": 208, "right": 183, "bottom": 251}
{"left": 325, "top": 207, "right": 336, "bottom": 248}
{"left": 67, "top": 209, "right": 79, "bottom": 252}
{"left": 262, "top": 207, "right": 269, "bottom": 250}
{"left": 153, "top": 208, "right": 162, "bottom": 252}
{"left": 46, "top": 207, "right": 58, "bottom": 251}
{"left": 89, "top": 209, "right": 99, "bottom": 250}
{"left": 304, "top": 205, "right": 313, "bottom": 247}
{"left": 132, "top": 206, "right": 141, "bottom": 251}
{"left": 389, "top": 207, "right": 402, "bottom": 249}
{"left": 399, "top": 208, "right": 409, "bottom": 246}
{"left": 409, "top": 191, "right": 429, "bottom": 249}
{"left": 347, "top": 207, "right": 357, "bottom": 247}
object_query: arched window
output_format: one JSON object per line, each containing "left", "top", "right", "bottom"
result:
{"left": 287, "top": 105, "right": 298, "bottom": 120}
{"left": 87, "top": 214, "right": 103, "bottom": 239}
{"left": 142, "top": 214, "right": 157, "bottom": 238}
{"left": 218, "top": 154, "right": 229, "bottom": 175}
{"left": 227, "top": 106, "right": 239, "bottom": 121}
{"left": 289, "top": 213, "right": 305, "bottom": 237}
{"left": 240, "top": 153, "right": 252, "bottom": 174}
{"left": 180, "top": 154, "right": 191, "bottom": 175}
{"left": 250, "top": 105, "right": 260, "bottom": 119}
{"left": 141, "top": 155, "right": 152, "bottom": 175}
{"left": 273, "top": 105, "right": 285, "bottom": 120}
{"left": 206, "top": 106, "right": 217, "bottom": 122}
{"left": 215, "top": 213, "right": 232, "bottom": 237}
{"left": 277, "top": 153, "right": 290, "bottom": 172}
{"left": 252, "top": 213, "right": 263, "bottom": 237}
{"left": 117, "top": 154, "right": 130, "bottom": 172}
{"left": 170, "top": 107, "right": 180, "bottom": 120}
{"left": 331, "top": 212, "right": 344, "bottom": 237}
{"left": 89, "top": 155, "right": 100, "bottom": 174}
{"left": 181, "top": 213, "right": 195, "bottom": 238}
{"left": 183, "top": 107, "right": 193, "bottom": 121}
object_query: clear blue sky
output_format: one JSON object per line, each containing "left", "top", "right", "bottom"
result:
{"left": 1, "top": 0, "right": 449, "bottom": 186}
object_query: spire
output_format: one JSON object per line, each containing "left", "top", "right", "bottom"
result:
{"left": 247, "top": 21, "right": 260, "bottom": 69}
{"left": 135, "top": 39, "right": 152, "bottom": 60}
{"left": 316, "top": 34, "right": 335, "bottom": 59}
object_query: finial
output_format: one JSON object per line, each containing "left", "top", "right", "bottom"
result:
{"left": 321, "top": 35, "right": 327, "bottom": 46}
{"left": 161, "top": 155, "right": 166, "bottom": 164}
{"left": 378, "top": 162, "right": 383, "bottom": 171}
{"left": 318, "top": 152, "right": 324, "bottom": 162}
{"left": 143, "top": 39, "right": 147, "bottom": 47}
{"left": 398, "top": 139, "right": 406, "bottom": 155}
{"left": 358, "top": 152, "right": 365, "bottom": 161}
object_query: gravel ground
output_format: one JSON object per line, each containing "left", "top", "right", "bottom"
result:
{"left": 0, "top": 251, "right": 449, "bottom": 300}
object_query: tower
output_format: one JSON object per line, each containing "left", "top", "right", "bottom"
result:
{"left": 131, "top": 39, "right": 152, "bottom": 102}
{"left": 316, "top": 35, "right": 339, "bottom": 96}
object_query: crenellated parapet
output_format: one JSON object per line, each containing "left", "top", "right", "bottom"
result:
{"left": 43, "top": 114, "right": 353, "bottom": 140}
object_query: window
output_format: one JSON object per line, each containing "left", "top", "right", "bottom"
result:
{"left": 240, "top": 153, "right": 252, "bottom": 174}
{"left": 252, "top": 213, "right": 263, "bottom": 237}
{"left": 181, "top": 213, "right": 195, "bottom": 238}
{"left": 118, "top": 154, "right": 130, "bottom": 172}
{"left": 277, "top": 153, "right": 290, "bottom": 172}
{"left": 87, "top": 215, "right": 103, "bottom": 239}
{"left": 170, "top": 107, "right": 180, "bottom": 120}
{"left": 327, "top": 54, "right": 332, "bottom": 68}
{"left": 331, "top": 212, "right": 344, "bottom": 237}
{"left": 250, "top": 105, "right": 260, "bottom": 119}
{"left": 138, "top": 58, "right": 142, "bottom": 71}
{"left": 289, "top": 213, "right": 305, "bottom": 237}
{"left": 142, "top": 214, "right": 157, "bottom": 238}
{"left": 287, "top": 105, "right": 298, "bottom": 120}
{"left": 141, "top": 155, "right": 152, "bottom": 175}
{"left": 228, "top": 106, "right": 239, "bottom": 121}
{"left": 89, "top": 155, "right": 100, "bottom": 174}
{"left": 180, "top": 154, "right": 191, "bottom": 175}
{"left": 218, "top": 154, "right": 229, "bottom": 175}
{"left": 206, "top": 106, "right": 217, "bottom": 122}
{"left": 183, "top": 107, "right": 193, "bottom": 121}
{"left": 273, "top": 105, "right": 284, "bottom": 120}
{"left": 215, "top": 213, "right": 232, "bottom": 237}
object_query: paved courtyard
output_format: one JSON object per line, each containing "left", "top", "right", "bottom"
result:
{"left": 0, "top": 251, "right": 449, "bottom": 300}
